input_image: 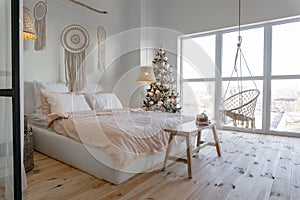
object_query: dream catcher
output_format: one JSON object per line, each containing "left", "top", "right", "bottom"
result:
{"left": 221, "top": 0, "right": 260, "bottom": 129}
{"left": 97, "top": 26, "right": 106, "bottom": 71}
{"left": 34, "top": 1, "right": 47, "bottom": 51}
{"left": 61, "top": 24, "right": 89, "bottom": 92}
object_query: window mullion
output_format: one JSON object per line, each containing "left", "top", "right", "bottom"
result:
{"left": 178, "top": 37, "right": 184, "bottom": 109}
{"left": 215, "top": 33, "right": 222, "bottom": 126}
{"left": 262, "top": 24, "right": 272, "bottom": 133}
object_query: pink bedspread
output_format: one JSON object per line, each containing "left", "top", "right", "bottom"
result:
{"left": 47, "top": 108, "right": 194, "bottom": 168}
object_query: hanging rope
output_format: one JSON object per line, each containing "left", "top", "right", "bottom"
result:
{"left": 238, "top": 0, "right": 241, "bottom": 37}
{"left": 221, "top": 0, "right": 260, "bottom": 129}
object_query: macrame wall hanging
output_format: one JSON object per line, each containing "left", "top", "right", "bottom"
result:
{"left": 97, "top": 26, "right": 106, "bottom": 71}
{"left": 33, "top": 1, "right": 47, "bottom": 51}
{"left": 61, "top": 24, "right": 89, "bottom": 92}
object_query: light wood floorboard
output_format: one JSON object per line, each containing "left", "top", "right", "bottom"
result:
{"left": 23, "top": 131, "right": 300, "bottom": 200}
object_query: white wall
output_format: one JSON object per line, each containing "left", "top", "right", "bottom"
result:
{"left": 23, "top": 0, "right": 144, "bottom": 107}
{"left": 153, "top": 0, "right": 300, "bottom": 35}
{"left": 23, "top": 0, "right": 300, "bottom": 108}
{"left": 23, "top": 0, "right": 141, "bottom": 82}
{"left": 146, "top": 0, "right": 300, "bottom": 70}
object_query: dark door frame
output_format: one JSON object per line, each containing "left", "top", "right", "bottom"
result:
{"left": 12, "top": 0, "right": 22, "bottom": 198}
{"left": 0, "top": 0, "right": 22, "bottom": 199}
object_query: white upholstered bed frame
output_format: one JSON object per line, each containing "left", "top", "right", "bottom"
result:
{"left": 24, "top": 82, "right": 185, "bottom": 184}
{"left": 31, "top": 125, "right": 171, "bottom": 184}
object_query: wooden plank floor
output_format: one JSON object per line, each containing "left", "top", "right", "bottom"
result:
{"left": 23, "top": 131, "right": 300, "bottom": 200}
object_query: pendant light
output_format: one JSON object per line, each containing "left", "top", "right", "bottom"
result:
{"left": 136, "top": 66, "right": 156, "bottom": 83}
{"left": 136, "top": 0, "right": 156, "bottom": 84}
{"left": 23, "top": 7, "right": 37, "bottom": 40}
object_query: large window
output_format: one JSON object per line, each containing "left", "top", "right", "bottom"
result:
{"left": 180, "top": 17, "right": 300, "bottom": 135}
{"left": 270, "top": 21, "right": 300, "bottom": 133}
{"left": 221, "top": 28, "right": 264, "bottom": 129}
{"left": 181, "top": 35, "right": 216, "bottom": 117}
{"left": 222, "top": 28, "right": 264, "bottom": 77}
{"left": 272, "top": 22, "right": 300, "bottom": 76}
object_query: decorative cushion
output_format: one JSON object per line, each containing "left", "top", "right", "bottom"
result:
{"left": 85, "top": 93, "right": 123, "bottom": 110}
{"left": 40, "top": 88, "right": 51, "bottom": 115}
{"left": 33, "top": 81, "right": 69, "bottom": 114}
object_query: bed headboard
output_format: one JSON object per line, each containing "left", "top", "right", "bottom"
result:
{"left": 24, "top": 81, "right": 35, "bottom": 116}
{"left": 24, "top": 81, "right": 104, "bottom": 116}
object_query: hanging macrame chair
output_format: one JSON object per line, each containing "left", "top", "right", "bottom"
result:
{"left": 221, "top": 0, "right": 260, "bottom": 129}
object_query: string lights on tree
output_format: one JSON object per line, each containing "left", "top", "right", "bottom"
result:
{"left": 143, "top": 47, "right": 181, "bottom": 113}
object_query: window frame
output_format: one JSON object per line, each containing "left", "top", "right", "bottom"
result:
{"left": 179, "top": 16, "right": 300, "bottom": 137}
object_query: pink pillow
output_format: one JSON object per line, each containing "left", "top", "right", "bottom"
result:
{"left": 40, "top": 88, "right": 51, "bottom": 115}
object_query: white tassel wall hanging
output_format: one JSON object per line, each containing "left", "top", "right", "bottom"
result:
{"left": 34, "top": 1, "right": 47, "bottom": 51}
{"left": 97, "top": 26, "right": 106, "bottom": 71}
{"left": 61, "top": 24, "right": 89, "bottom": 92}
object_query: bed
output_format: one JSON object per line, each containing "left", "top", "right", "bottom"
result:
{"left": 24, "top": 81, "right": 194, "bottom": 184}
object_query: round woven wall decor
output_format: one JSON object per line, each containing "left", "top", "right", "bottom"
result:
{"left": 34, "top": 1, "right": 47, "bottom": 21}
{"left": 61, "top": 24, "right": 89, "bottom": 54}
{"left": 34, "top": 1, "right": 47, "bottom": 51}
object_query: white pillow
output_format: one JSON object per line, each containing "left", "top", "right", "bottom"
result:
{"left": 85, "top": 93, "right": 123, "bottom": 110}
{"left": 33, "top": 81, "right": 69, "bottom": 113}
{"left": 33, "top": 81, "right": 103, "bottom": 113}
{"left": 44, "top": 92, "right": 91, "bottom": 113}
{"left": 84, "top": 83, "right": 103, "bottom": 93}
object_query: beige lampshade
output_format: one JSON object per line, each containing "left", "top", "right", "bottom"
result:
{"left": 23, "top": 7, "right": 37, "bottom": 40}
{"left": 136, "top": 66, "right": 156, "bottom": 84}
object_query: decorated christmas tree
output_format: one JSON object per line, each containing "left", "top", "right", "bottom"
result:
{"left": 143, "top": 47, "right": 181, "bottom": 113}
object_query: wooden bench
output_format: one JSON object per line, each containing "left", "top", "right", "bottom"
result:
{"left": 162, "top": 120, "right": 221, "bottom": 179}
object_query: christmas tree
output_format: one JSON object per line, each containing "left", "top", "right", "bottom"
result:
{"left": 143, "top": 47, "right": 181, "bottom": 113}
